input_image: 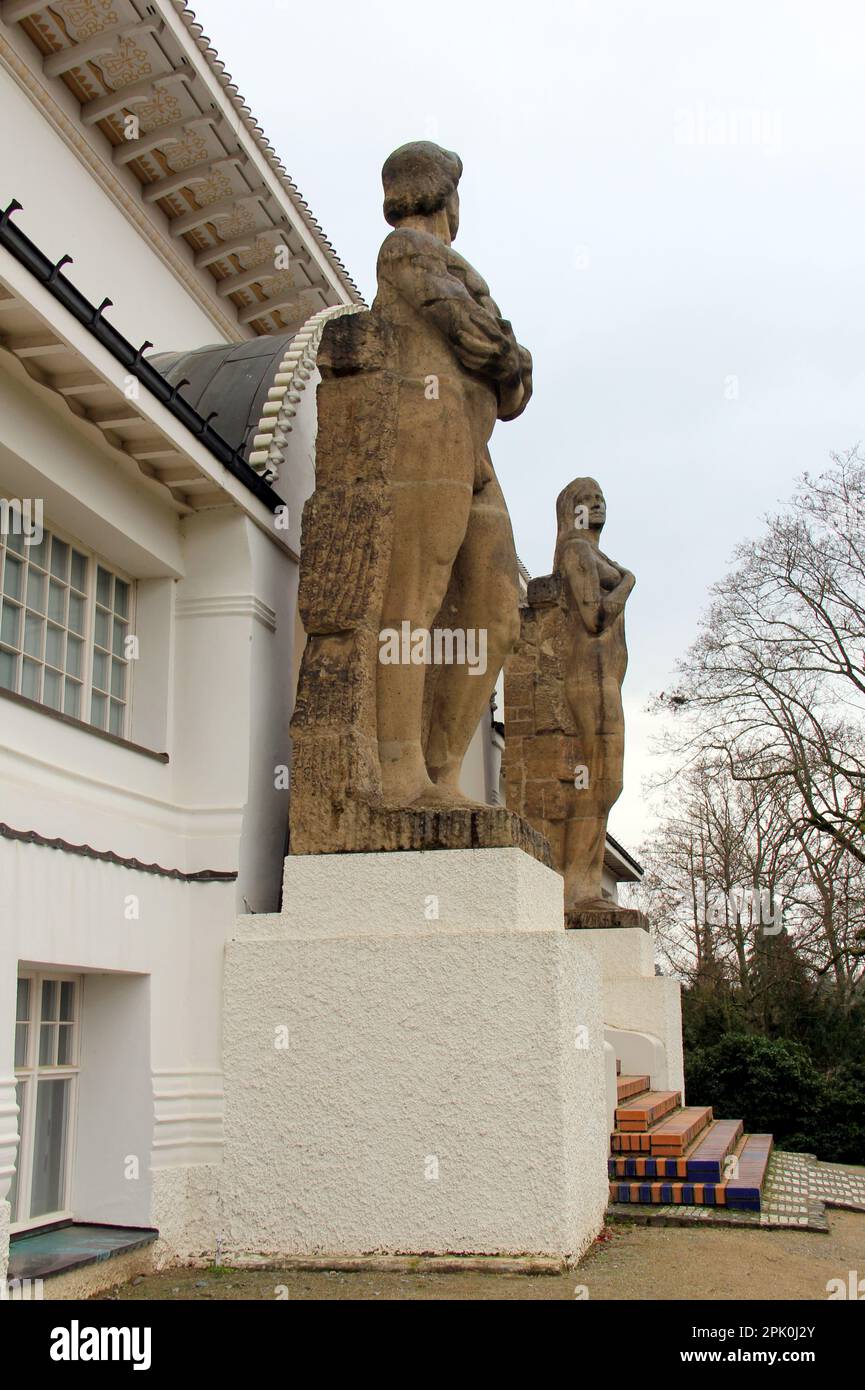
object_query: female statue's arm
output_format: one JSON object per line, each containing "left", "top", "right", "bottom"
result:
{"left": 560, "top": 541, "right": 603, "bottom": 635}
{"left": 599, "top": 569, "right": 635, "bottom": 627}
{"left": 561, "top": 545, "right": 635, "bottom": 634}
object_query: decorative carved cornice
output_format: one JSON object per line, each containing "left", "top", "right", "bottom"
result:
{"left": 0, "top": 30, "right": 246, "bottom": 341}
{"left": 1, "top": 0, "right": 365, "bottom": 335}
{"left": 248, "top": 303, "right": 364, "bottom": 479}
{"left": 0, "top": 29, "right": 248, "bottom": 339}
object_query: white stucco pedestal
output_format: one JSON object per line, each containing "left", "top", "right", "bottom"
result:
{"left": 218, "top": 849, "right": 609, "bottom": 1261}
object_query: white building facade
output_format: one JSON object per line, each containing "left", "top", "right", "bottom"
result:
{"left": 0, "top": 0, "right": 366, "bottom": 1286}
{"left": 0, "top": 0, "right": 652, "bottom": 1291}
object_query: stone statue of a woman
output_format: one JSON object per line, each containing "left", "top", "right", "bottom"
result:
{"left": 504, "top": 477, "right": 636, "bottom": 922}
{"left": 554, "top": 477, "right": 634, "bottom": 913}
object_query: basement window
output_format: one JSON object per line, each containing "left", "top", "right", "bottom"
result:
{"left": 0, "top": 520, "right": 134, "bottom": 738}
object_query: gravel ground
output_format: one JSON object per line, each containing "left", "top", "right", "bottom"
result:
{"left": 102, "top": 1209, "right": 864, "bottom": 1301}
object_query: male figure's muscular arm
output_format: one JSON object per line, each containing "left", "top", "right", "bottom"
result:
{"left": 378, "top": 231, "right": 521, "bottom": 383}
{"left": 446, "top": 251, "right": 532, "bottom": 419}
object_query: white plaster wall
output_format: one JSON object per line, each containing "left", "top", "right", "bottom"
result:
{"left": 582, "top": 927, "right": 656, "bottom": 981}
{"left": 602, "top": 1040, "right": 619, "bottom": 1132}
{"left": 606, "top": 1027, "right": 669, "bottom": 1094}
{"left": 73, "top": 974, "right": 153, "bottom": 1228}
{"left": 220, "top": 923, "right": 609, "bottom": 1260}
{"left": 0, "top": 372, "right": 182, "bottom": 580}
{"left": 130, "top": 578, "right": 174, "bottom": 754}
{"left": 580, "top": 927, "right": 684, "bottom": 1094}
{"left": 1, "top": 836, "right": 232, "bottom": 1106}
{"left": 172, "top": 511, "right": 254, "bottom": 812}
{"left": 0, "top": 945, "right": 15, "bottom": 1283}
{"left": 214, "top": 851, "right": 609, "bottom": 1262}
{"left": 602, "top": 978, "right": 685, "bottom": 1095}
{"left": 459, "top": 715, "right": 490, "bottom": 803}
{"left": 171, "top": 510, "right": 297, "bottom": 913}
{"left": 278, "top": 364, "right": 318, "bottom": 561}
{"left": 601, "top": 863, "right": 620, "bottom": 902}
{"left": 0, "top": 65, "right": 229, "bottom": 352}
{"left": 149, "top": 1165, "right": 221, "bottom": 1266}
{"left": 0, "top": 371, "right": 301, "bottom": 1243}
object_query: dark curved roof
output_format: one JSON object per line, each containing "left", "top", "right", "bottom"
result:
{"left": 149, "top": 334, "right": 297, "bottom": 462}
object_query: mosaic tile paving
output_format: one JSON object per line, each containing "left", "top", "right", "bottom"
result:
{"left": 607, "top": 1150, "right": 865, "bottom": 1232}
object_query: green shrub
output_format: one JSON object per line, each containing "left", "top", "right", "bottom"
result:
{"left": 685, "top": 1033, "right": 825, "bottom": 1144}
{"left": 816, "top": 1061, "right": 865, "bottom": 1165}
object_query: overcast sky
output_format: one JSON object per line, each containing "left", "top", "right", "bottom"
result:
{"left": 200, "top": 0, "right": 865, "bottom": 850}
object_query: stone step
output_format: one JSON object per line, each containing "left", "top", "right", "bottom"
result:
{"left": 613, "top": 1090, "right": 682, "bottom": 1133}
{"left": 610, "top": 1177, "right": 732, "bottom": 1207}
{"left": 611, "top": 1104, "right": 713, "bottom": 1154}
{"left": 608, "top": 1118, "right": 744, "bottom": 1180}
{"left": 609, "top": 1132, "right": 773, "bottom": 1212}
{"left": 616, "top": 1074, "right": 651, "bottom": 1103}
{"left": 724, "top": 1134, "right": 774, "bottom": 1211}
{"left": 647, "top": 1105, "right": 714, "bottom": 1156}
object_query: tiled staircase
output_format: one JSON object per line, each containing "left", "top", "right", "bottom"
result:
{"left": 608, "top": 1061, "right": 773, "bottom": 1212}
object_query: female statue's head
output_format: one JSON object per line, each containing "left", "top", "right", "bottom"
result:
{"left": 554, "top": 477, "right": 606, "bottom": 566}
{"left": 382, "top": 141, "right": 462, "bottom": 241}
{"left": 558, "top": 477, "right": 606, "bottom": 529}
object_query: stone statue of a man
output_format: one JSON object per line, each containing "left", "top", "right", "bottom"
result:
{"left": 373, "top": 141, "right": 533, "bottom": 806}
{"left": 289, "top": 143, "right": 543, "bottom": 859}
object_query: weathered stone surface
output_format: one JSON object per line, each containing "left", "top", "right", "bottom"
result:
{"left": 566, "top": 906, "right": 649, "bottom": 932}
{"left": 290, "top": 803, "right": 551, "bottom": 864}
{"left": 504, "top": 479, "right": 635, "bottom": 917}
{"left": 296, "top": 488, "right": 391, "bottom": 634}
{"left": 526, "top": 573, "right": 562, "bottom": 607}
{"left": 289, "top": 141, "right": 541, "bottom": 855}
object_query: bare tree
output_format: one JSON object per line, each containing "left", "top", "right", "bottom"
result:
{"left": 631, "top": 755, "right": 865, "bottom": 1027}
{"left": 632, "top": 758, "right": 806, "bottom": 989}
{"left": 656, "top": 449, "right": 865, "bottom": 866}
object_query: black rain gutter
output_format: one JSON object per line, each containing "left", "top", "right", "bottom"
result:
{"left": 0, "top": 199, "right": 283, "bottom": 512}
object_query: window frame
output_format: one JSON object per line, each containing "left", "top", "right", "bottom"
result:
{"left": 10, "top": 972, "right": 83, "bottom": 1234}
{"left": 0, "top": 517, "right": 135, "bottom": 739}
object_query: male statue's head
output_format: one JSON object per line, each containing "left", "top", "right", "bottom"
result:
{"left": 382, "top": 141, "right": 462, "bottom": 245}
{"left": 556, "top": 477, "right": 606, "bottom": 545}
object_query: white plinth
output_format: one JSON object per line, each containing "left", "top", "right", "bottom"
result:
{"left": 276, "top": 846, "right": 565, "bottom": 937}
{"left": 220, "top": 849, "right": 609, "bottom": 1260}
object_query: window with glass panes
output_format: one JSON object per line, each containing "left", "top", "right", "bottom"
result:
{"left": 0, "top": 522, "right": 133, "bottom": 737}
{"left": 10, "top": 974, "right": 81, "bottom": 1229}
